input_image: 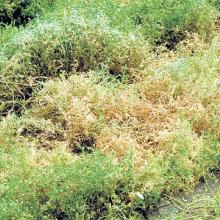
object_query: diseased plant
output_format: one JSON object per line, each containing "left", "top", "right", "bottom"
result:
{"left": 0, "top": 0, "right": 219, "bottom": 219}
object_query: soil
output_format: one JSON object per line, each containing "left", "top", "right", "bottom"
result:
{"left": 149, "top": 170, "right": 220, "bottom": 219}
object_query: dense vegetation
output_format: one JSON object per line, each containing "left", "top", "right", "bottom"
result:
{"left": 0, "top": 0, "right": 54, "bottom": 26}
{"left": 0, "top": 0, "right": 219, "bottom": 219}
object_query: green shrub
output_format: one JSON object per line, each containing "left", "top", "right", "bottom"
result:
{"left": 208, "top": 0, "right": 220, "bottom": 10}
{"left": 128, "top": 0, "right": 217, "bottom": 47}
{"left": 0, "top": 14, "right": 148, "bottom": 114}
{"left": 0, "top": 149, "right": 124, "bottom": 219}
{"left": 0, "top": 136, "right": 160, "bottom": 219}
{"left": 0, "top": 0, "right": 54, "bottom": 26}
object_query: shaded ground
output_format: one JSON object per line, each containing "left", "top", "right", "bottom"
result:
{"left": 149, "top": 170, "right": 220, "bottom": 219}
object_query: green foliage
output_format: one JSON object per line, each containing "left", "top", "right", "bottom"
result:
{"left": 0, "top": 0, "right": 54, "bottom": 26}
{"left": 0, "top": 137, "right": 161, "bottom": 219}
{"left": 208, "top": 0, "right": 220, "bottom": 9}
{"left": 0, "top": 14, "right": 148, "bottom": 109}
{"left": 0, "top": 148, "right": 122, "bottom": 219}
{"left": 128, "top": 0, "right": 217, "bottom": 45}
